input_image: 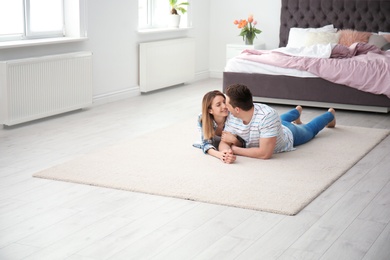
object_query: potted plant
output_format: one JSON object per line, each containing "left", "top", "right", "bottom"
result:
{"left": 233, "top": 14, "right": 262, "bottom": 45}
{"left": 168, "top": 0, "right": 189, "bottom": 28}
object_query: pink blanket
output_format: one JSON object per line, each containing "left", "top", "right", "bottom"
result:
{"left": 238, "top": 43, "right": 390, "bottom": 98}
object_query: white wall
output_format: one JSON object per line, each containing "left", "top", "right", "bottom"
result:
{"left": 0, "top": 0, "right": 281, "bottom": 103}
{"left": 209, "top": 0, "right": 281, "bottom": 77}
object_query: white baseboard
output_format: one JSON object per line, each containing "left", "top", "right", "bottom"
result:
{"left": 93, "top": 86, "right": 140, "bottom": 106}
{"left": 209, "top": 70, "right": 223, "bottom": 79}
{"left": 194, "top": 70, "right": 210, "bottom": 81}
{"left": 92, "top": 70, "right": 216, "bottom": 106}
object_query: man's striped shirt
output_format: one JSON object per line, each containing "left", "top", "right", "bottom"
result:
{"left": 224, "top": 103, "right": 294, "bottom": 153}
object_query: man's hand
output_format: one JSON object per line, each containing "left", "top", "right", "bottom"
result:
{"left": 221, "top": 131, "right": 236, "bottom": 145}
{"left": 221, "top": 131, "right": 245, "bottom": 147}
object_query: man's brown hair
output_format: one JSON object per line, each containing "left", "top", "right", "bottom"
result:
{"left": 225, "top": 84, "right": 254, "bottom": 111}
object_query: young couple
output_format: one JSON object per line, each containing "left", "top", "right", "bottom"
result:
{"left": 194, "top": 84, "right": 336, "bottom": 164}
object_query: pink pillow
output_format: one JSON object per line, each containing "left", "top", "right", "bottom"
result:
{"left": 338, "top": 29, "right": 372, "bottom": 46}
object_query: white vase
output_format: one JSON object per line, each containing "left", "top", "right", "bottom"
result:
{"left": 168, "top": 15, "right": 181, "bottom": 28}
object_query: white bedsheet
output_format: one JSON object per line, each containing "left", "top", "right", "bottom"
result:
{"left": 225, "top": 57, "right": 318, "bottom": 78}
{"left": 224, "top": 44, "right": 336, "bottom": 78}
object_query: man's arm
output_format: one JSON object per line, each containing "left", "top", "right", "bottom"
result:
{"left": 231, "top": 136, "right": 276, "bottom": 159}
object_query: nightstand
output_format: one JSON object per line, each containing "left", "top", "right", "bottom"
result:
{"left": 226, "top": 43, "right": 265, "bottom": 63}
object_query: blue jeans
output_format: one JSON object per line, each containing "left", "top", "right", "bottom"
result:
{"left": 281, "top": 108, "right": 334, "bottom": 146}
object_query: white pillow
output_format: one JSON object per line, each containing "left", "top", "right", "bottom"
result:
{"left": 368, "top": 34, "right": 389, "bottom": 48}
{"left": 287, "top": 24, "right": 337, "bottom": 48}
{"left": 379, "top": 31, "right": 390, "bottom": 35}
{"left": 305, "top": 31, "right": 339, "bottom": 46}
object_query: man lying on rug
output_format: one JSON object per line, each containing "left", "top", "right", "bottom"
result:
{"left": 217, "top": 84, "right": 336, "bottom": 163}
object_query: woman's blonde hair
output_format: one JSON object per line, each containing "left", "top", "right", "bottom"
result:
{"left": 201, "top": 90, "right": 225, "bottom": 139}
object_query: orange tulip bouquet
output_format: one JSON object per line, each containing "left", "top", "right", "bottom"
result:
{"left": 233, "top": 14, "right": 262, "bottom": 45}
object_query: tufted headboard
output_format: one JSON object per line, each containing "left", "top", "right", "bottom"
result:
{"left": 279, "top": 0, "right": 390, "bottom": 47}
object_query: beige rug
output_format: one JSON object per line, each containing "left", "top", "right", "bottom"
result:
{"left": 33, "top": 120, "right": 389, "bottom": 215}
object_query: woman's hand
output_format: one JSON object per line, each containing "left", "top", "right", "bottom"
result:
{"left": 220, "top": 149, "right": 236, "bottom": 164}
{"left": 207, "top": 148, "right": 235, "bottom": 164}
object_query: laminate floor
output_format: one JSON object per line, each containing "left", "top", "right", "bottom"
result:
{"left": 1, "top": 78, "right": 390, "bottom": 260}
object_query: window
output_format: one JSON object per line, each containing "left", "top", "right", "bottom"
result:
{"left": 138, "top": 0, "right": 189, "bottom": 29}
{"left": 0, "top": 0, "right": 80, "bottom": 42}
{"left": 26, "top": 0, "right": 64, "bottom": 38}
{"left": 0, "top": 1, "right": 25, "bottom": 41}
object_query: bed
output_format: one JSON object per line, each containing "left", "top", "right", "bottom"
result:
{"left": 223, "top": 0, "right": 390, "bottom": 113}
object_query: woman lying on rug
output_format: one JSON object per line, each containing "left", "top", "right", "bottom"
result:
{"left": 219, "top": 84, "right": 336, "bottom": 162}
{"left": 193, "top": 90, "right": 244, "bottom": 163}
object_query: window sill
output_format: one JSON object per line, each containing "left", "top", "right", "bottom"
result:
{"left": 0, "top": 37, "right": 88, "bottom": 49}
{"left": 138, "top": 27, "right": 192, "bottom": 35}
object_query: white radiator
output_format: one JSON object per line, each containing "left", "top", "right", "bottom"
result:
{"left": 0, "top": 52, "right": 93, "bottom": 126}
{"left": 139, "top": 38, "right": 195, "bottom": 93}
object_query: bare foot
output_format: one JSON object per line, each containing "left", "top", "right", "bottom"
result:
{"left": 293, "top": 105, "right": 303, "bottom": 124}
{"left": 327, "top": 108, "right": 336, "bottom": 128}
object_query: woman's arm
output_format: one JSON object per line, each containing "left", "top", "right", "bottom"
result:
{"left": 196, "top": 115, "right": 217, "bottom": 154}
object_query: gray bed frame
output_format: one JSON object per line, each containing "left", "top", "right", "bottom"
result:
{"left": 223, "top": 0, "right": 390, "bottom": 113}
